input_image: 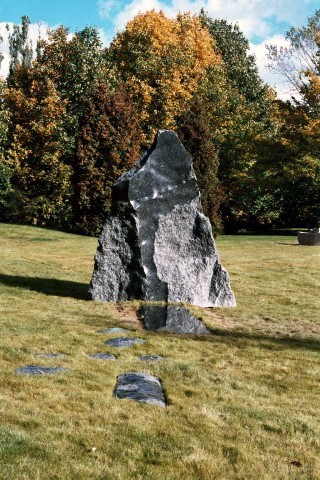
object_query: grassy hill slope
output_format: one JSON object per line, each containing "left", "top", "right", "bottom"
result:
{"left": 0, "top": 224, "right": 319, "bottom": 479}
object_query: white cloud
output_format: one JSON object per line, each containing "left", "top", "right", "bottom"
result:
{"left": 98, "top": 0, "right": 118, "bottom": 19}
{"left": 97, "top": 27, "right": 112, "bottom": 47}
{"left": 99, "top": 0, "right": 314, "bottom": 37}
{"left": 97, "top": 0, "right": 315, "bottom": 98}
{"left": 115, "top": 0, "right": 166, "bottom": 30}
{"left": 250, "top": 35, "right": 301, "bottom": 100}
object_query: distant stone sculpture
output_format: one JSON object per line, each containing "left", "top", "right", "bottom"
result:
{"left": 298, "top": 224, "right": 320, "bottom": 246}
{"left": 89, "top": 130, "right": 236, "bottom": 307}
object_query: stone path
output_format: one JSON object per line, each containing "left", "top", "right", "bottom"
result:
{"left": 15, "top": 306, "right": 211, "bottom": 407}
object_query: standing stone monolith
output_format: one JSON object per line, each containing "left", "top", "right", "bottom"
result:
{"left": 89, "top": 130, "right": 236, "bottom": 307}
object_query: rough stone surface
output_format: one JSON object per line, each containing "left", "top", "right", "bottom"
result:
{"left": 105, "top": 337, "right": 146, "bottom": 348}
{"left": 89, "top": 129, "right": 235, "bottom": 307}
{"left": 140, "top": 355, "right": 163, "bottom": 362}
{"left": 15, "top": 365, "right": 67, "bottom": 375}
{"left": 140, "top": 305, "right": 211, "bottom": 335}
{"left": 88, "top": 353, "right": 116, "bottom": 360}
{"left": 113, "top": 372, "right": 166, "bottom": 407}
{"left": 298, "top": 231, "right": 320, "bottom": 246}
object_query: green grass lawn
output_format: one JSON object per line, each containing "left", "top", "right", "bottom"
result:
{"left": 0, "top": 223, "right": 319, "bottom": 480}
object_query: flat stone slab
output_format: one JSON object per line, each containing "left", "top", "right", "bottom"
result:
{"left": 16, "top": 365, "right": 67, "bottom": 375}
{"left": 140, "top": 355, "right": 163, "bottom": 362}
{"left": 113, "top": 372, "right": 166, "bottom": 407}
{"left": 105, "top": 337, "right": 146, "bottom": 348}
{"left": 88, "top": 353, "right": 116, "bottom": 360}
{"left": 140, "top": 305, "right": 211, "bottom": 335}
{"left": 97, "top": 327, "right": 131, "bottom": 334}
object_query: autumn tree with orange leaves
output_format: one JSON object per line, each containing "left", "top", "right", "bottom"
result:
{"left": 108, "top": 11, "right": 226, "bottom": 142}
{"left": 107, "top": 11, "right": 230, "bottom": 227}
{"left": 3, "top": 67, "right": 72, "bottom": 226}
{"left": 3, "top": 9, "right": 319, "bottom": 233}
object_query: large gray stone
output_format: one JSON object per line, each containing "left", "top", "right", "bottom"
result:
{"left": 89, "top": 130, "right": 235, "bottom": 307}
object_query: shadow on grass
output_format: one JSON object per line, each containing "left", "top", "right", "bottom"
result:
{"left": 205, "top": 327, "right": 320, "bottom": 352}
{"left": 0, "top": 274, "right": 90, "bottom": 300}
{"left": 274, "top": 242, "right": 300, "bottom": 246}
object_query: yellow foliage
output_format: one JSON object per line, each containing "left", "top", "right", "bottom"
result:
{"left": 109, "top": 10, "right": 223, "bottom": 139}
{"left": 3, "top": 68, "right": 72, "bottom": 206}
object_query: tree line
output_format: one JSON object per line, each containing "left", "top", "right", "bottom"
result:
{"left": 0, "top": 9, "right": 319, "bottom": 235}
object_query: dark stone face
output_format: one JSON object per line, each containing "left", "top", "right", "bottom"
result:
{"left": 140, "top": 305, "right": 211, "bottom": 335}
{"left": 15, "top": 366, "right": 67, "bottom": 375}
{"left": 113, "top": 372, "right": 166, "bottom": 407}
{"left": 90, "top": 130, "right": 236, "bottom": 307}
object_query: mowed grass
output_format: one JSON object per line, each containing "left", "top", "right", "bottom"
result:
{"left": 0, "top": 223, "right": 319, "bottom": 480}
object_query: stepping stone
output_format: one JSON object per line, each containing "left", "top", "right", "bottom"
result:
{"left": 15, "top": 365, "right": 67, "bottom": 375}
{"left": 113, "top": 372, "right": 166, "bottom": 407}
{"left": 36, "top": 353, "right": 63, "bottom": 358}
{"left": 140, "top": 305, "right": 211, "bottom": 335}
{"left": 140, "top": 355, "right": 163, "bottom": 362}
{"left": 97, "top": 327, "right": 131, "bottom": 334}
{"left": 88, "top": 353, "right": 116, "bottom": 360}
{"left": 105, "top": 337, "right": 146, "bottom": 348}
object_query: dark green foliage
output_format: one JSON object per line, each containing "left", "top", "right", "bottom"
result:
{"left": 178, "top": 94, "right": 224, "bottom": 232}
{"left": 199, "top": 12, "right": 276, "bottom": 232}
{"left": 265, "top": 11, "right": 320, "bottom": 228}
{"left": 0, "top": 161, "right": 10, "bottom": 192}
{"left": 0, "top": 161, "right": 12, "bottom": 221}
{"left": 199, "top": 11, "right": 268, "bottom": 105}
{"left": 73, "top": 82, "right": 144, "bottom": 235}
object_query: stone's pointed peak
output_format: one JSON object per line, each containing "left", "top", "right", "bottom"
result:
{"left": 90, "top": 130, "right": 236, "bottom": 307}
{"left": 157, "top": 129, "right": 181, "bottom": 141}
{"left": 115, "top": 130, "right": 192, "bottom": 187}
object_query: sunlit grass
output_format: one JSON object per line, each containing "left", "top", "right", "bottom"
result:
{"left": 0, "top": 223, "right": 319, "bottom": 479}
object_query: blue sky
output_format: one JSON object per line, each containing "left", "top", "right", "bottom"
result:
{"left": 0, "top": 0, "right": 319, "bottom": 97}
{"left": 0, "top": 0, "right": 106, "bottom": 32}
